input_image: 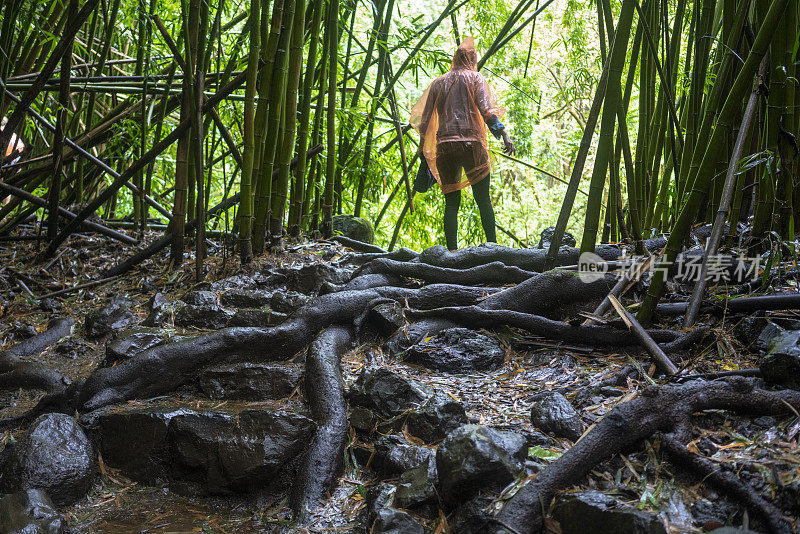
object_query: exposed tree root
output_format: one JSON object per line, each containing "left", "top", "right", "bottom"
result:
{"left": 492, "top": 378, "right": 800, "bottom": 534}
{"left": 357, "top": 258, "right": 537, "bottom": 285}
{"left": 1, "top": 318, "right": 74, "bottom": 359}
{"left": 337, "top": 247, "right": 419, "bottom": 266}
{"left": 329, "top": 236, "right": 388, "bottom": 254}
{"left": 290, "top": 326, "right": 353, "bottom": 521}
{"left": 0, "top": 318, "right": 74, "bottom": 393}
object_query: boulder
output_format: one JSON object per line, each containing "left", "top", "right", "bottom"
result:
{"left": 227, "top": 308, "right": 288, "bottom": 327}
{"left": 451, "top": 495, "right": 494, "bottom": 534}
{"left": 169, "top": 409, "right": 314, "bottom": 492}
{"left": 332, "top": 214, "right": 375, "bottom": 244}
{"left": 350, "top": 368, "right": 433, "bottom": 418}
{"left": 219, "top": 289, "right": 273, "bottom": 308}
{"left": 552, "top": 490, "right": 666, "bottom": 534}
{"left": 174, "top": 304, "right": 233, "bottom": 330}
{"left": 84, "top": 300, "right": 135, "bottom": 338}
{"left": 406, "top": 392, "right": 468, "bottom": 442}
{"left": 181, "top": 290, "right": 217, "bottom": 306}
{"left": 538, "top": 226, "right": 576, "bottom": 248}
{"left": 754, "top": 322, "right": 786, "bottom": 352}
{"left": 760, "top": 330, "right": 800, "bottom": 390}
{"left": 197, "top": 362, "right": 303, "bottom": 400}
{"left": 403, "top": 327, "right": 505, "bottom": 373}
{"left": 0, "top": 489, "right": 64, "bottom": 534}
{"left": 394, "top": 464, "right": 437, "bottom": 509}
{"left": 436, "top": 425, "right": 527, "bottom": 503}
{"left": 529, "top": 390, "right": 584, "bottom": 441}
{"left": 373, "top": 435, "right": 434, "bottom": 475}
{"left": 104, "top": 327, "right": 168, "bottom": 366}
{"left": 367, "top": 302, "right": 406, "bottom": 336}
{"left": 0, "top": 414, "right": 94, "bottom": 506}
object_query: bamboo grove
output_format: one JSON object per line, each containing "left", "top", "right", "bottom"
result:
{"left": 0, "top": 0, "right": 799, "bottom": 317}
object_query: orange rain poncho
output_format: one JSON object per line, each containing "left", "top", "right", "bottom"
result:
{"left": 409, "top": 37, "right": 504, "bottom": 193}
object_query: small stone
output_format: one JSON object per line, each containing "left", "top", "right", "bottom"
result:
{"left": 11, "top": 323, "right": 37, "bottom": 339}
{"left": 367, "top": 302, "right": 406, "bottom": 336}
{"left": 436, "top": 425, "right": 527, "bottom": 504}
{"left": 209, "top": 275, "right": 258, "bottom": 291}
{"left": 553, "top": 490, "right": 666, "bottom": 534}
{"left": 451, "top": 495, "right": 494, "bottom": 534}
{"left": 104, "top": 328, "right": 166, "bottom": 366}
{"left": 198, "top": 362, "right": 302, "bottom": 400}
{"left": 350, "top": 368, "right": 433, "bottom": 418}
{"left": 404, "top": 327, "right": 505, "bottom": 373}
{"left": 85, "top": 301, "right": 135, "bottom": 338}
{"left": 530, "top": 390, "right": 584, "bottom": 441}
{"left": 755, "top": 322, "right": 786, "bottom": 352}
{"left": 372, "top": 508, "right": 425, "bottom": 534}
{"left": 0, "top": 414, "right": 95, "bottom": 506}
{"left": 38, "top": 298, "right": 61, "bottom": 312}
{"left": 0, "top": 489, "right": 64, "bottom": 534}
{"left": 394, "top": 465, "right": 437, "bottom": 509}
{"left": 406, "top": 392, "right": 468, "bottom": 442}
{"left": 349, "top": 406, "right": 379, "bottom": 432}
{"left": 181, "top": 290, "right": 217, "bottom": 306}
{"left": 373, "top": 435, "right": 434, "bottom": 475}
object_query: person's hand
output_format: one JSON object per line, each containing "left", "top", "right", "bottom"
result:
{"left": 501, "top": 130, "right": 516, "bottom": 156}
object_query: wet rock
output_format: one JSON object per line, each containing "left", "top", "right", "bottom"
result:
{"left": 142, "top": 292, "right": 172, "bottom": 327}
{"left": 552, "top": 490, "right": 667, "bottom": 534}
{"left": 529, "top": 390, "right": 584, "bottom": 441}
{"left": 104, "top": 327, "right": 167, "bottom": 366}
{"left": 760, "top": 330, "right": 800, "bottom": 390}
{"left": 84, "top": 406, "right": 192, "bottom": 484}
{"left": 403, "top": 327, "right": 505, "bottom": 373}
{"left": 209, "top": 275, "right": 257, "bottom": 291}
{"left": 394, "top": 465, "right": 437, "bottom": 509}
{"left": 350, "top": 406, "right": 379, "bottom": 432}
{"left": 367, "top": 482, "right": 397, "bottom": 525}
{"left": 451, "top": 495, "right": 494, "bottom": 534}
{"left": 384, "top": 318, "right": 457, "bottom": 356}
{"left": 350, "top": 368, "right": 432, "bottom": 418}
{"left": 690, "top": 498, "right": 741, "bottom": 530}
{"left": 269, "top": 290, "right": 311, "bottom": 313}
{"left": 227, "top": 308, "right": 288, "bottom": 327}
{"left": 734, "top": 312, "right": 768, "bottom": 347}
{"left": 219, "top": 289, "right": 273, "bottom": 308}
{"left": 38, "top": 298, "right": 61, "bottom": 312}
{"left": 0, "top": 414, "right": 94, "bottom": 506}
{"left": 367, "top": 302, "right": 405, "bottom": 336}
{"left": 373, "top": 435, "right": 433, "bottom": 475}
{"left": 181, "top": 290, "right": 217, "bottom": 306}
{"left": 198, "top": 362, "right": 302, "bottom": 400}
{"left": 754, "top": 322, "right": 786, "bottom": 352}
{"left": 538, "top": 226, "right": 576, "bottom": 248}
{"left": 332, "top": 214, "right": 375, "bottom": 244}
{"left": 84, "top": 300, "right": 135, "bottom": 338}
{"left": 169, "top": 409, "right": 314, "bottom": 492}
{"left": 406, "top": 392, "right": 468, "bottom": 442}
{"left": 372, "top": 507, "right": 425, "bottom": 534}
{"left": 436, "top": 425, "right": 527, "bottom": 503}
{"left": 53, "top": 337, "right": 88, "bottom": 360}
{"left": 174, "top": 304, "right": 233, "bottom": 330}
{"left": 11, "top": 323, "right": 37, "bottom": 339}
{"left": 0, "top": 489, "right": 64, "bottom": 534}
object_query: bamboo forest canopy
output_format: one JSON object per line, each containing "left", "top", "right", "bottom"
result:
{"left": 0, "top": 0, "right": 799, "bottom": 294}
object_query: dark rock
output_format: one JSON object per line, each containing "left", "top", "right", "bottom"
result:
{"left": 384, "top": 319, "right": 457, "bottom": 355}
{"left": 367, "top": 302, "right": 406, "bottom": 336}
{"left": 451, "top": 495, "right": 494, "bottom": 534}
{"left": 367, "top": 482, "right": 397, "bottom": 525}
{"left": 142, "top": 292, "right": 174, "bottom": 327}
{"left": 209, "top": 275, "right": 257, "bottom": 291}
{"left": 538, "top": 226, "right": 576, "bottom": 248}
{"left": 181, "top": 290, "right": 217, "bottom": 306}
{"left": 350, "top": 368, "right": 432, "bottom": 418}
{"left": 552, "top": 490, "right": 667, "bottom": 534}
{"left": 406, "top": 392, "right": 468, "bottom": 442}
{"left": 350, "top": 406, "right": 379, "bottom": 432}
{"left": 169, "top": 409, "right": 314, "bottom": 492}
{"left": 394, "top": 465, "right": 437, "bottom": 509}
{"left": 269, "top": 290, "right": 311, "bottom": 314}
{"left": 0, "top": 414, "right": 94, "bottom": 506}
{"left": 0, "top": 489, "right": 64, "bottom": 534}
{"left": 372, "top": 507, "right": 425, "bottom": 534}
{"left": 11, "top": 323, "right": 38, "bottom": 339}
{"left": 436, "top": 425, "right": 527, "bottom": 503}
{"left": 227, "top": 308, "right": 288, "bottom": 327}
{"left": 104, "top": 327, "right": 167, "bottom": 366}
{"left": 84, "top": 301, "right": 135, "bottom": 338}
{"left": 268, "top": 264, "right": 351, "bottom": 295}
{"left": 53, "top": 337, "right": 88, "bottom": 360}
{"left": 529, "top": 390, "right": 584, "bottom": 441}
{"left": 760, "top": 330, "right": 800, "bottom": 390}
{"left": 219, "top": 289, "right": 273, "bottom": 308}
{"left": 332, "top": 214, "right": 375, "bottom": 244}
{"left": 373, "top": 435, "right": 434, "bottom": 475}
{"left": 38, "top": 298, "right": 61, "bottom": 312}
{"left": 754, "top": 322, "right": 786, "bottom": 352}
{"left": 734, "top": 312, "right": 768, "bottom": 347}
{"left": 403, "top": 327, "right": 505, "bottom": 373}
{"left": 174, "top": 304, "right": 233, "bottom": 330}
{"left": 198, "top": 362, "right": 302, "bottom": 400}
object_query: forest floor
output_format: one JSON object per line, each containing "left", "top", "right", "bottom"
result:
{"left": 1, "top": 230, "right": 799, "bottom": 533}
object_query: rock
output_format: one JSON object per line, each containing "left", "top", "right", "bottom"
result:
{"left": 760, "top": 330, "right": 800, "bottom": 390}
{"left": 350, "top": 406, "right": 379, "bottom": 432}
{"left": 227, "top": 308, "right": 288, "bottom": 327}
{"left": 38, "top": 298, "right": 61, "bottom": 312}
{"left": 734, "top": 312, "right": 768, "bottom": 347}
{"left": 367, "top": 482, "right": 397, "bottom": 525}
{"left": 0, "top": 414, "right": 95, "bottom": 506}
{"left": 690, "top": 498, "right": 741, "bottom": 530}
{"left": 754, "top": 322, "right": 786, "bottom": 352}
{"left": 538, "top": 226, "right": 576, "bottom": 248}
{"left": 181, "top": 290, "right": 217, "bottom": 306}
{"left": 11, "top": 323, "right": 37, "bottom": 339}
{"left": 436, "top": 425, "right": 527, "bottom": 503}
{"left": 367, "top": 302, "right": 405, "bottom": 336}
{"left": 84, "top": 301, "right": 135, "bottom": 338}
{"left": 406, "top": 392, "right": 468, "bottom": 442}
{"left": 332, "top": 214, "right": 375, "bottom": 244}
{"left": 529, "top": 390, "right": 584, "bottom": 441}
{"left": 350, "top": 368, "right": 433, "bottom": 418}
{"left": 209, "top": 275, "right": 258, "bottom": 291}
{"left": 451, "top": 495, "right": 494, "bottom": 534}
{"left": 142, "top": 292, "right": 174, "bottom": 327}
{"left": 198, "top": 362, "right": 302, "bottom": 400}
{"left": 403, "top": 327, "right": 505, "bottom": 373}
{"left": 104, "top": 327, "right": 167, "bottom": 366}
{"left": 394, "top": 465, "right": 437, "bottom": 509}
{"left": 0, "top": 489, "right": 64, "bottom": 534}
{"left": 371, "top": 508, "right": 425, "bottom": 534}
{"left": 269, "top": 290, "right": 311, "bottom": 313}
{"left": 169, "top": 409, "right": 314, "bottom": 492}
{"left": 174, "top": 304, "right": 233, "bottom": 330}
{"left": 219, "top": 289, "right": 273, "bottom": 308}
{"left": 373, "top": 435, "right": 434, "bottom": 475}
{"left": 552, "top": 490, "right": 666, "bottom": 534}
{"left": 383, "top": 318, "right": 456, "bottom": 355}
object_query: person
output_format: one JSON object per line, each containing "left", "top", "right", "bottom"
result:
{"left": 410, "top": 37, "right": 515, "bottom": 251}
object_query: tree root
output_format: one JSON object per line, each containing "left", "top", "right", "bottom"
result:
{"left": 329, "top": 236, "right": 388, "bottom": 254}
{"left": 356, "top": 258, "right": 538, "bottom": 285}
{"left": 1, "top": 318, "right": 74, "bottom": 359}
{"left": 492, "top": 378, "right": 800, "bottom": 534}
{"left": 337, "top": 247, "right": 419, "bottom": 266}
{"left": 290, "top": 326, "right": 353, "bottom": 521}
{"left": 0, "top": 318, "right": 74, "bottom": 393}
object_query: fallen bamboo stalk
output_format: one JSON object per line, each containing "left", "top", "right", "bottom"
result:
{"left": 37, "top": 276, "right": 118, "bottom": 299}
{"left": 583, "top": 253, "right": 659, "bottom": 326}
{"left": 608, "top": 295, "right": 679, "bottom": 375}
{"left": 655, "top": 293, "right": 800, "bottom": 315}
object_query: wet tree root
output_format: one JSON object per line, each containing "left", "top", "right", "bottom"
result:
{"left": 356, "top": 258, "right": 538, "bottom": 285}
{"left": 329, "top": 236, "right": 388, "bottom": 254}
{"left": 492, "top": 378, "right": 800, "bottom": 534}
{"left": 0, "top": 318, "right": 74, "bottom": 393}
{"left": 290, "top": 326, "right": 353, "bottom": 521}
